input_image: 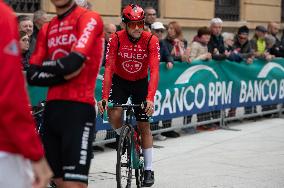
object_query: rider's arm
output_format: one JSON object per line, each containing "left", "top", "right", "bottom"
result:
{"left": 0, "top": 11, "right": 44, "bottom": 161}
{"left": 27, "top": 23, "right": 66, "bottom": 86}
{"left": 40, "top": 12, "right": 104, "bottom": 75}
{"left": 102, "top": 33, "right": 118, "bottom": 101}
{"left": 147, "top": 35, "right": 160, "bottom": 102}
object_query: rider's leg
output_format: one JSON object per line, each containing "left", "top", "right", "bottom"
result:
{"left": 108, "top": 108, "right": 123, "bottom": 135}
{"left": 137, "top": 121, "right": 154, "bottom": 186}
{"left": 137, "top": 121, "right": 153, "bottom": 170}
{"left": 54, "top": 178, "right": 87, "bottom": 188}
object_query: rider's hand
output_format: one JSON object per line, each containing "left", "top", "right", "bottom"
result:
{"left": 97, "top": 100, "right": 108, "bottom": 115}
{"left": 145, "top": 100, "right": 154, "bottom": 116}
{"left": 32, "top": 157, "right": 53, "bottom": 188}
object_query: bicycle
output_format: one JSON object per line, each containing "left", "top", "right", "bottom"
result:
{"left": 31, "top": 101, "right": 57, "bottom": 188}
{"left": 31, "top": 101, "right": 45, "bottom": 136}
{"left": 102, "top": 101, "right": 145, "bottom": 188}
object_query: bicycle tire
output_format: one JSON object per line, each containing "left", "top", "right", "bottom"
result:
{"left": 116, "top": 125, "right": 132, "bottom": 188}
{"left": 134, "top": 132, "right": 144, "bottom": 188}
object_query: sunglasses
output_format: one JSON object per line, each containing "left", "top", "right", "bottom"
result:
{"left": 238, "top": 36, "right": 247, "bottom": 40}
{"left": 154, "top": 29, "right": 164, "bottom": 33}
{"left": 127, "top": 21, "right": 144, "bottom": 29}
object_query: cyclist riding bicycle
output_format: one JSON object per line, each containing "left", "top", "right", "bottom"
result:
{"left": 26, "top": 0, "right": 104, "bottom": 187}
{"left": 98, "top": 4, "right": 160, "bottom": 187}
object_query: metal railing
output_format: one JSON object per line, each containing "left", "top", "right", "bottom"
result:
{"left": 4, "top": 0, "right": 41, "bottom": 13}
{"left": 93, "top": 104, "right": 284, "bottom": 145}
{"left": 215, "top": 0, "right": 239, "bottom": 21}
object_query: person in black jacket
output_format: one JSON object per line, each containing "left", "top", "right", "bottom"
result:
{"left": 151, "top": 22, "right": 174, "bottom": 69}
{"left": 208, "top": 18, "right": 227, "bottom": 61}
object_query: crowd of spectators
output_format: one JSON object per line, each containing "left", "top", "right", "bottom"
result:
{"left": 18, "top": 4, "right": 284, "bottom": 142}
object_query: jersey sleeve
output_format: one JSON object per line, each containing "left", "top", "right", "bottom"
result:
{"left": 72, "top": 11, "right": 104, "bottom": 58}
{"left": 147, "top": 35, "right": 160, "bottom": 102}
{"left": 0, "top": 9, "right": 44, "bottom": 161}
{"left": 102, "top": 33, "right": 118, "bottom": 100}
{"left": 30, "top": 23, "right": 49, "bottom": 65}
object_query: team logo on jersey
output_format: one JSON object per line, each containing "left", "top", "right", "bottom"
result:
{"left": 51, "top": 49, "right": 69, "bottom": 60}
{"left": 122, "top": 60, "right": 142, "bottom": 73}
{"left": 4, "top": 39, "right": 19, "bottom": 56}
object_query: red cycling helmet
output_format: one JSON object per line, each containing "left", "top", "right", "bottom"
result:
{"left": 122, "top": 4, "right": 145, "bottom": 23}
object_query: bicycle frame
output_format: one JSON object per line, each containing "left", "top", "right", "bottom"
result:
{"left": 114, "top": 103, "right": 144, "bottom": 170}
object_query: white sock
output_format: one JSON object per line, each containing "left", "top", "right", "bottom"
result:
{"left": 143, "top": 148, "right": 153, "bottom": 171}
{"left": 115, "top": 127, "right": 122, "bottom": 135}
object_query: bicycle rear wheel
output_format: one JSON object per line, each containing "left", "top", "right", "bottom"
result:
{"left": 116, "top": 125, "right": 132, "bottom": 188}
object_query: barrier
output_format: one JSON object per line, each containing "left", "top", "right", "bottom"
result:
{"left": 27, "top": 58, "right": 284, "bottom": 144}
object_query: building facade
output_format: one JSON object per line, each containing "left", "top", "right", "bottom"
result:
{"left": 5, "top": 0, "right": 284, "bottom": 40}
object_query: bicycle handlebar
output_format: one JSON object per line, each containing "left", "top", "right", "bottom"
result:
{"left": 102, "top": 101, "right": 146, "bottom": 110}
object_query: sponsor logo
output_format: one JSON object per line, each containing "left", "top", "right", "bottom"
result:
{"left": 76, "top": 18, "right": 97, "bottom": 48}
{"left": 122, "top": 60, "right": 143, "bottom": 73}
{"left": 51, "top": 49, "right": 69, "bottom": 60}
{"left": 4, "top": 39, "right": 19, "bottom": 56}
{"left": 257, "top": 62, "right": 284, "bottom": 78}
{"left": 79, "top": 126, "right": 90, "bottom": 165}
{"left": 175, "top": 65, "right": 218, "bottom": 84}
{"left": 48, "top": 33, "right": 77, "bottom": 48}
{"left": 119, "top": 51, "right": 147, "bottom": 60}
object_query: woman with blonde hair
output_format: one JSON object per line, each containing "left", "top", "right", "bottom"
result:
{"left": 162, "top": 21, "right": 190, "bottom": 63}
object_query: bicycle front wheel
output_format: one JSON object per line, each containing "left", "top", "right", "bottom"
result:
{"left": 116, "top": 125, "right": 132, "bottom": 188}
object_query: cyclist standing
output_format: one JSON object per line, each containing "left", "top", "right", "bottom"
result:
{"left": 26, "top": 0, "right": 104, "bottom": 187}
{"left": 0, "top": 1, "right": 52, "bottom": 187}
{"left": 98, "top": 4, "right": 160, "bottom": 187}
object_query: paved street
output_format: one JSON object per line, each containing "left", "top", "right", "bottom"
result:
{"left": 88, "top": 118, "right": 284, "bottom": 188}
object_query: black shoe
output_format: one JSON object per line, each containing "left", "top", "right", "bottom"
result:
{"left": 143, "top": 170, "right": 154, "bottom": 187}
{"left": 161, "top": 131, "right": 180, "bottom": 138}
{"left": 104, "top": 141, "right": 117, "bottom": 149}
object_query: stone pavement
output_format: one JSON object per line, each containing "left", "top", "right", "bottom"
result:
{"left": 88, "top": 118, "right": 284, "bottom": 188}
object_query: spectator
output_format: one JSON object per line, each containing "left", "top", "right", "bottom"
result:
{"left": 250, "top": 25, "right": 269, "bottom": 59}
{"left": 30, "top": 10, "right": 48, "bottom": 53}
{"left": 233, "top": 25, "right": 254, "bottom": 64}
{"left": 151, "top": 22, "right": 174, "bottom": 69}
{"left": 267, "top": 22, "right": 280, "bottom": 46}
{"left": 19, "top": 31, "right": 30, "bottom": 71}
{"left": 102, "top": 23, "right": 117, "bottom": 66}
{"left": 190, "top": 26, "right": 212, "bottom": 61}
{"left": 144, "top": 7, "right": 157, "bottom": 31}
{"left": 208, "top": 18, "right": 227, "bottom": 61}
{"left": 163, "top": 21, "right": 190, "bottom": 62}
{"left": 150, "top": 22, "right": 170, "bottom": 141}
{"left": 75, "top": 0, "right": 92, "bottom": 10}
{"left": 17, "top": 15, "right": 33, "bottom": 37}
{"left": 265, "top": 34, "right": 284, "bottom": 58}
{"left": 203, "top": 18, "right": 226, "bottom": 124}
{"left": 32, "top": 10, "right": 48, "bottom": 40}
{"left": 18, "top": 15, "right": 34, "bottom": 65}
{"left": 222, "top": 32, "right": 242, "bottom": 62}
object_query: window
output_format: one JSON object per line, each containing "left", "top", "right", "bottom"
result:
{"left": 121, "top": 0, "right": 159, "bottom": 17}
{"left": 215, "top": 0, "right": 239, "bottom": 21}
{"left": 4, "top": 0, "right": 41, "bottom": 13}
{"left": 282, "top": 0, "right": 284, "bottom": 22}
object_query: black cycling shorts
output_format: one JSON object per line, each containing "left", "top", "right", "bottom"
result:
{"left": 109, "top": 74, "right": 149, "bottom": 122}
{"left": 42, "top": 100, "right": 96, "bottom": 184}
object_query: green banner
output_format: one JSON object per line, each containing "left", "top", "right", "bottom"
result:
{"left": 27, "top": 58, "right": 284, "bottom": 124}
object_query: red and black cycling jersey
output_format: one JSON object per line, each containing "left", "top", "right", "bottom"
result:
{"left": 0, "top": 2, "right": 44, "bottom": 161}
{"left": 30, "top": 5, "right": 104, "bottom": 105}
{"left": 103, "top": 30, "right": 160, "bottom": 102}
